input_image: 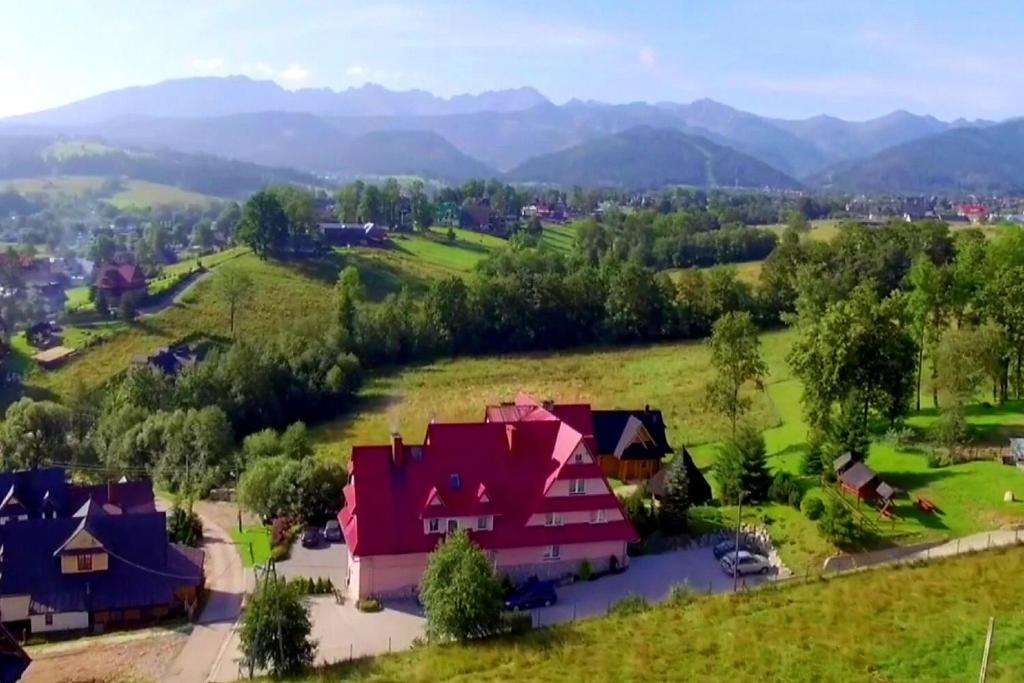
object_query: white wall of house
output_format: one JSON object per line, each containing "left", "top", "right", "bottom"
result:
{"left": 0, "top": 595, "right": 30, "bottom": 622}
{"left": 347, "top": 540, "right": 628, "bottom": 601}
{"left": 526, "top": 508, "right": 624, "bottom": 526}
{"left": 30, "top": 611, "right": 89, "bottom": 633}
{"left": 546, "top": 478, "right": 609, "bottom": 497}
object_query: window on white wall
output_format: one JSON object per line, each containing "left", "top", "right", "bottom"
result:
{"left": 44, "top": 613, "right": 53, "bottom": 626}
{"left": 544, "top": 544, "right": 561, "bottom": 560}
{"left": 476, "top": 516, "right": 490, "bottom": 530}
{"left": 589, "top": 509, "right": 607, "bottom": 524}
{"left": 447, "top": 519, "right": 458, "bottom": 533}
{"left": 573, "top": 451, "right": 584, "bottom": 463}
{"left": 570, "top": 479, "right": 586, "bottom": 495}
{"left": 544, "top": 513, "right": 563, "bottom": 526}
{"left": 428, "top": 518, "right": 440, "bottom": 533}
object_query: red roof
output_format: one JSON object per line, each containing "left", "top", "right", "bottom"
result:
{"left": 95, "top": 263, "right": 146, "bottom": 292}
{"left": 485, "top": 392, "right": 600, "bottom": 456}
{"left": 341, "top": 416, "right": 636, "bottom": 558}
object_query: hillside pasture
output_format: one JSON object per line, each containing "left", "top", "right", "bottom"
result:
{"left": 24, "top": 253, "right": 338, "bottom": 400}
{"left": 4, "top": 174, "right": 219, "bottom": 207}
{"left": 296, "top": 546, "right": 1024, "bottom": 682}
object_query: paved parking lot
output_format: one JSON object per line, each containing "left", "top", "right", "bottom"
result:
{"left": 275, "top": 539, "right": 347, "bottom": 587}
{"left": 532, "top": 544, "right": 773, "bottom": 627}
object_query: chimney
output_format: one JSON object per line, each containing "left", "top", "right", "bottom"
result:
{"left": 542, "top": 399, "right": 554, "bottom": 410}
{"left": 505, "top": 424, "right": 517, "bottom": 453}
{"left": 391, "top": 432, "right": 404, "bottom": 467}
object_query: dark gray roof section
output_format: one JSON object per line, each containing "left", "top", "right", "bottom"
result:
{"left": 592, "top": 409, "right": 672, "bottom": 461}
{"left": 833, "top": 453, "right": 853, "bottom": 473}
{"left": 838, "top": 462, "right": 877, "bottom": 491}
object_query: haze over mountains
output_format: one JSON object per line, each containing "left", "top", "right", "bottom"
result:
{"left": 0, "top": 75, "right": 1014, "bottom": 192}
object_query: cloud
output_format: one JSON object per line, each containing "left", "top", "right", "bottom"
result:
{"left": 278, "top": 64, "right": 310, "bottom": 84}
{"left": 345, "top": 65, "right": 367, "bottom": 78}
{"left": 638, "top": 47, "right": 657, "bottom": 68}
{"left": 190, "top": 57, "right": 225, "bottom": 72}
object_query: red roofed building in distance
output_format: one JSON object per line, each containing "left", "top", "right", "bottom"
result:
{"left": 339, "top": 402, "right": 638, "bottom": 602}
{"left": 959, "top": 203, "right": 989, "bottom": 224}
{"left": 95, "top": 262, "right": 146, "bottom": 305}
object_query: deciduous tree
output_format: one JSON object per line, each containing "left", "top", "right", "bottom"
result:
{"left": 706, "top": 311, "right": 766, "bottom": 435}
{"left": 420, "top": 530, "right": 503, "bottom": 642}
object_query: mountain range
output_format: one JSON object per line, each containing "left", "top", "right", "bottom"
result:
{"left": 0, "top": 76, "right": 1014, "bottom": 192}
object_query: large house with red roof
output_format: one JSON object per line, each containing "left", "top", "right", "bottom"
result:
{"left": 94, "top": 262, "right": 146, "bottom": 305}
{"left": 340, "top": 401, "right": 638, "bottom": 602}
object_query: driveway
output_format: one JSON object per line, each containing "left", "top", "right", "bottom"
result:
{"left": 161, "top": 507, "right": 246, "bottom": 683}
{"left": 275, "top": 540, "right": 347, "bottom": 587}
{"left": 532, "top": 546, "right": 772, "bottom": 627}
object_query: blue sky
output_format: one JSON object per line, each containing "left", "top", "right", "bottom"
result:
{"left": 1, "top": 0, "right": 1020, "bottom": 120}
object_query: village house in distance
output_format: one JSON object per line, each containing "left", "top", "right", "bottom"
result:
{"left": 339, "top": 392, "right": 709, "bottom": 602}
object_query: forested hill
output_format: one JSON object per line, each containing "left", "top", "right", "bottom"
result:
{"left": 0, "top": 135, "right": 320, "bottom": 198}
{"left": 505, "top": 126, "right": 802, "bottom": 190}
{"left": 808, "top": 119, "right": 1024, "bottom": 193}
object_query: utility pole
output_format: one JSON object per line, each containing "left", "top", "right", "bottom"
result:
{"left": 733, "top": 491, "right": 744, "bottom": 593}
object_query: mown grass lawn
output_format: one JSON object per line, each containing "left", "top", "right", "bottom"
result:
{"left": 231, "top": 526, "right": 271, "bottom": 568}
{"left": 539, "top": 223, "right": 577, "bottom": 253}
{"left": 293, "top": 547, "right": 1024, "bottom": 682}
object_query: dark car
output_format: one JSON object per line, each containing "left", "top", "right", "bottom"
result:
{"left": 712, "top": 539, "right": 753, "bottom": 560}
{"left": 504, "top": 578, "right": 557, "bottom": 611}
{"left": 301, "top": 526, "right": 322, "bottom": 548}
{"left": 324, "top": 519, "right": 343, "bottom": 543}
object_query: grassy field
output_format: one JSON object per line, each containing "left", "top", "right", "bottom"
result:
{"left": 299, "top": 546, "right": 1024, "bottom": 682}
{"left": 761, "top": 219, "right": 843, "bottom": 243}
{"left": 231, "top": 526, "right": 272, "bottom": 568}
{"left": 388, "top": 228, "right": 506, "bottom": 275}
{"left": 108, "top": 181, "right": 218, "bottom": 208}
{"left": 21, "top": 253, "right": 340, "bottom": 400}
{"left": 539, "top": 223, "right": 578, "bottom": 254}
{"left": 5, "top": 174, "right": 218, "bottom": 207}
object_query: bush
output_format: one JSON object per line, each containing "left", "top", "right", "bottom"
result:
{"left": 578, "top": 559, "right": 594, "bottom": 582}
{"left": 270, "top": 544, "right": 290, "bottom": 562}
{"left": 667, "top": 582, "right": 695, "bottom": 607}
{"left": 801, "top": 494, "right": 825, "bottom": 521}
{"left": 927, "top": 449, "right": 952, "bottom": 469}
{"left": 420, "top": 530, "right": 504, "bottom": 642}
{"left": 502, "top": 610, "right": 533, "bottom": 635}
{"left": 768, "top": 471, "right": 802, "bottom": 508}
{"left": 816, "top": 497, "right": 862, "bottom": 546}
{"left": 271, "top": 517, "right": 299, "bottom": 547}
{"left": 239, "top": 577, "right": 315, "bottom": 677}
{"left": 610, "top": 595, "right": 650, "bottom": 616}
{"left": 356, "top": 598, "right": 382, "bottom": 613}
{"left": 167, "top": 501, "right": 203, "bottom": 547}
{"left": 620, "top": 487, "right": 659, "bottom": 540}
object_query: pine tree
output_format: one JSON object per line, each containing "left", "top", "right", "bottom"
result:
{"left": 659, "top": 452, "right": 691, "bottom": 534}
{"left": 716, "top": 424, "right": 772, "bottom": 504}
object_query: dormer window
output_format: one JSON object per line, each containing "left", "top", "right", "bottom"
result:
{"left": 476, "top": 516, "right": 491, "bottom": 530}
{"left": 450, "top": 474, "right": 461, "bottom": 491}
{"left": 569, "top": 479, "right": 586, "bottom": 495}
{"left": 446, "top": 519, "right": 458, "bottom": 533}
{"left": 428, "top": 518, "right": 440, "bottom": 533}
{"left": 574, "top": 452, "right": 584, "bottom": 464}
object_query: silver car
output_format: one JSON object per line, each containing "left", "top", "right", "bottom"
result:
{"left": 720, "top": 550, "right": 771, "bottom": 576}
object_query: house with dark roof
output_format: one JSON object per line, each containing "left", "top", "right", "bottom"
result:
{"left": 94, "top": 263, "right": 146, "bottom": 305}
{"left": 131, "top": 345, "right": 198, "bottom": 377}
{"left": 340, "top": 405, "right": 638, "bottom": 602}
{"left": 0, "top": 468, "right": 202, "bottom": 636}
{"left": 319, "top": 222, "right": 386, "bottom": 247}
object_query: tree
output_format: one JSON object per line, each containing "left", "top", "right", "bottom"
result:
{"left": 715, "top": 424, "right": 772, "bottom": 504}
{"left": 705, "top": 311, "right": 766, "bottom": 435}
{"left": 94, "top": 288, "right": 110, "bottom": 316}
{"left": 785, "top": 208, "right": 810, "bottom": 233}
{"left": 214, "top": 267, "right": 253, "bottom": 338}
{"left": 934, "top": 325, "right": 988, "bottom": 449}
{"left": 420, "top": 530, "right": 503, "bottom": 642}
{"left": 817, "top": 497, "right": 861, "bottom": 546}
{"left": 357, "top": 184, "right": 383, "bottom": 224}
{"left": 239, "top": 576, "right": 316, "bottom": 678}
{"left": 193, "top": 221, "right": 215, "bottom": 250}
{"left": 908, "top": 256, "right": 953, "bottom": 410}
{"left": 236, "top": 191, "right": 289, "bottom": 259}
{"left": 659, "top": 452, "right": 691, "bottom": 534}
{"left": 0, "top": 399, "right": 77, "bottom": 470}
{"left": 335, "top": 266, "right": 365, "bottom": 334}
{"left": 167, "top": 499, "right": 203, "bottom": 547}
{"left": 788, "top": 285, "right": 917, "bottom": 433}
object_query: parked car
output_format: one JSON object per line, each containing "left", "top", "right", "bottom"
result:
{"left": 324, "top": 519, "right": 343, "bottom": 543}
{"left": 504, "top": 578, "right": 557, "bottom": 611}
{"left": 720, "top": 550, "right": 771, "bottom": 576}
{"left": 712, "top": 538, "right": 754, "bottom": 560}
{"left": 300, "top": 526, "right": 322, "bottom": 548}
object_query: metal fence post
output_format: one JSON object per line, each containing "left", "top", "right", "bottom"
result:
{"left": 957, "top": 539, "right": 961, "bottom": 555}
{"left": 388, "top": 637, "right": 392, "bottom": 653}
{"left": 988, "top": 533, "right": 992, "bottom": 549}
